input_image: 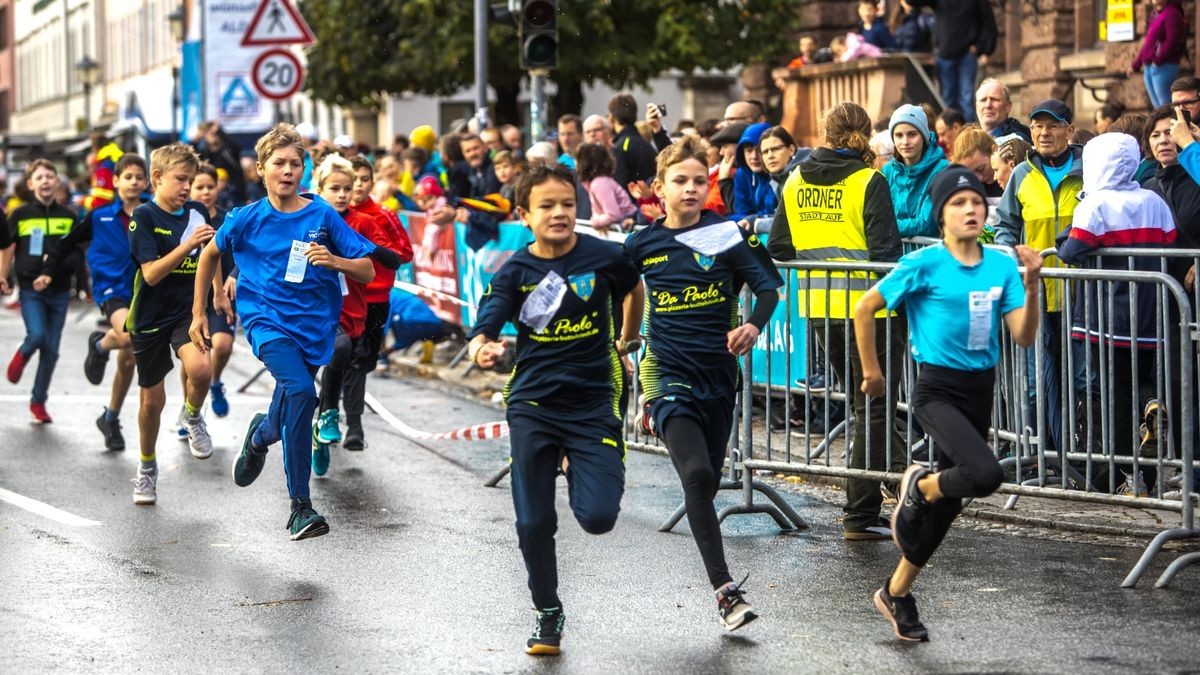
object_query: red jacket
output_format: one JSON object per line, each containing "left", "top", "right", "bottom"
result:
{"left": 350, "top": 198, "right": 413, "bottom": 303}
{"left": 339, "top": 210, "right": 378, "bottom": 338}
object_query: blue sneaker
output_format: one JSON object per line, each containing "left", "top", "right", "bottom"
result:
{"left": 312, "top": 423, "right": 330, "bottom": 477}
{"left": 210, "top": 382, "right": 230, "bottom": 418}
{"left": 317, "top": 408, "right": 341, "bottom": 444}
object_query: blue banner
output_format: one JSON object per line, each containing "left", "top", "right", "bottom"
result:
{"left": 749, "top": 274, "right": 808, "bottom": 391}
{"left": 179, "top": 41, "right": 203, "bottom": 141}
{"left": 455, "top": 220, "right": 533, "bottom": 334}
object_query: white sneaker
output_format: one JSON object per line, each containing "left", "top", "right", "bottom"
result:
{"left": 179, "top": 406, "right": 213, "bottom": 459}
{"left": 132, "top": 467, "right": 157, "bottom": 505}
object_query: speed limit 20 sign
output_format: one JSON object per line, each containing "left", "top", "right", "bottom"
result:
{"left": 252, "top": 49, "right": 304, "bottom": 100}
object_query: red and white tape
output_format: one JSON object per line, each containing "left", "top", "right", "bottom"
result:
{"left": 394, "top": 281, "right": 476, "bottom": 308}
{"left": 365, "top": 392, "right": 509, "bottom": 441}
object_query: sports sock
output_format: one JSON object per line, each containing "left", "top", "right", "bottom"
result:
{"left": 95, "top": 336, "right": 110, "bottom": 356}
{"left": 184, "top": 401, "right": 200, "bottom": 417}
{"left": 250, "top": 428, "right": 269, "bottom": 455}
{"left": 104, "top": 407, "right": 119, "bottom": 422}
{"left": 139, "top": 454, "right": 157, "bottom": 471}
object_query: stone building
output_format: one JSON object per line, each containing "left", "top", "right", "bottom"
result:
{"left": 769, "top": 1, "right": 1200, "bottom": 145}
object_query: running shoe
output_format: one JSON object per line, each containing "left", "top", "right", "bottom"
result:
{"left": 526, "top": 607, "right": 565, "bottom": 655}
{"left": 343, "top": 422, "right": 365, "bottom": 452}
{"left": 132, "top": 467, "right": 158, "bottom": 505}
{"left": 233, "top": 412, "right": 268, "bottom": 487}
{"left": 1117, "top": 471, "right": 1149, "bottom": 498}
{"left": 178, "top": 406, "right": 213, "bottom": 459}
{"left": 716, "top": 575, "right": 758, "bottom": 631}
{"left": 96, "top": 411, "right": 125, "bottom": 451}
{"left": 845, "top": 517, "right": 893, "bottom": 541}
{"left": 83, "top": 331, "right": 109, "bottom": 385}
{"left": 30, "top": 403, "right": 52, "bottom": 424}
{"left": 874, "top": 579, "right": 929, "bottom": 642}
{"left": 891, "top": 464, "right": 931, "bottom": 558}
{"left": 210, "top": 382, "right": 230, "bottom": 418}
{"left": 7, "top": 349, "right": 27, "bottom": 383}
{"left": 317, "top": 408, "right": 341, "bottom": 444}
{"left": 177, "top": 424, "right": 189, "bottom": 440}
{"left": 287, "top": 497, "right": 329, "bottom": 540}
{"left": 633, "top": 394, "right": 655, "bottom": 438}
{"left": 311, "top": 423, "right": 331, "bottom": 477}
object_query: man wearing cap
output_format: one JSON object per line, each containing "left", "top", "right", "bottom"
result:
{"left": 975, "top": 79, "right": 1031, "bottom": 143}
{"left": 995, "top": 98, "right": 1083, "bottom": 453}
{"left": 708, "top": 122, "right": 749, "bottom": 216}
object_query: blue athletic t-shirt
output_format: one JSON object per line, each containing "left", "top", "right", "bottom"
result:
{"left": 214, "top": 196, "right": 374, "bottom": 364}
{"left": 876, "top": 243, "right": 1025, "bottom": 371}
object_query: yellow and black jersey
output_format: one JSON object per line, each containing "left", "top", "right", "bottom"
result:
{"left": 126, "top": 200, "right": 210, "bottom": 336}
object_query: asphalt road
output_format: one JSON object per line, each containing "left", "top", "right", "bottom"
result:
{"left": 2, "top": 302, "right": 1199, "bottom": 673}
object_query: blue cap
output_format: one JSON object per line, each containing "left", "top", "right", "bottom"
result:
{"left": 1030, "top": 99, "right": 1073, "bottom": 124}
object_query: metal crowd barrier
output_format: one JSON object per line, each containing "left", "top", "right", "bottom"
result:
{"left": 612, "top": 248, "right": 1199, "bottom": 589}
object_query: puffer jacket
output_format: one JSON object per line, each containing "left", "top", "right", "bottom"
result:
{"left": 881, "top": 136, "right": 948, "bottom": 237}
{"left": 730, "top": 122, "right": 778, "bottom": 223}
{"left": 1058, "top": 133, "right": 1176, "bottom": 348}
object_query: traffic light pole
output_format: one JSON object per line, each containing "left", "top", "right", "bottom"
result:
{"left": 474, "top": 0, "right": 490, "bottom": 130}
{"left": 529, "top": 68, "right": 548, "bottom": 142}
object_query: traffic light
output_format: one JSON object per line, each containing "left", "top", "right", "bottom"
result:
{"left": 519, "top": 0, "right": 557, "bottom": 70}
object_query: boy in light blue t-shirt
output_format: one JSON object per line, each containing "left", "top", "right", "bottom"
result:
{"left": 189, "top": 124, "right": 384, "bottom": 541}
{"left": 854, "top": 167, "right": 1042, "bottom": 643}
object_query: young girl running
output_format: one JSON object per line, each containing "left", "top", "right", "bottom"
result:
{"left": 624, "top": 136, "right": 782, "bottom": 631}
{"left": 190, "top": 163, "right": 237, "bottom": 418}
{"left": 469, "top": 161, "right": 642, "bottom": 655}
{"left": 853, "top": 166, "right": 1042, "bottom": 641}
{"left": 190, "top": 124, "right": 387, "bottom": 540}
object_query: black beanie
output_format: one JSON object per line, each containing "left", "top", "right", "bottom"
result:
{"left": 929, "top": 165, "right": 989, "bottom": 227}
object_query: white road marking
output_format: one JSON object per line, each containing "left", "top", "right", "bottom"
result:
{"left": 0, "top": 487, "right": 101, "bottom": 527}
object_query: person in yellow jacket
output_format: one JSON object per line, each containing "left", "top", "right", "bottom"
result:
{"left": 768, "top": 101, "right": 908, "bottom": 541}
{"left": 994, "top": 99, "right": 1085, "bottom": 454}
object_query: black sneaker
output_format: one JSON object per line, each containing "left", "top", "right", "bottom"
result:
{"left": 287, "top": 497, "right": 329, "bottom": 541}
{"left": 343, "top": 423, "right": 365, "bottom": 451}
{"left": 83, "top": 331, "right": 109, "bottom": 385}
{"left": 96, "top": 411, "right": 125, "bottom": 451}
{"left": 526, "top": 607, "right": 565, "bottom": 655}
{"left": 233, "top": 412, "right": 268, "bottom": 487}
{"left": 873, "top": 581, "right": 929, "bottom": 642}
{"left": 716, "top": 575, "right": 758, "bottom": 631}
{"left": 891, "top": 464, "right": 931, "bottom": 559}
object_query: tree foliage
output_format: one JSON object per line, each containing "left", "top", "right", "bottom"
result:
{"left": 300, "top": 0, "right": 798, "bottom": 114}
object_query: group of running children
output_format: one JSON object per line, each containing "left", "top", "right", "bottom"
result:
{"left": 2, "top": 120, "right": 1046, "bottom": 654}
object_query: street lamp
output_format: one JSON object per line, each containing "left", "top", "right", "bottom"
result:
{"left": 75, "top": 56, "right": 101, "bottom": 133}
{"left": 168, "top": 4, "right": 185, "bottom": 140}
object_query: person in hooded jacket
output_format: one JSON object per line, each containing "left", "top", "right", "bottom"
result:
{"left": 882, "top": 105, "right": 949, "bottom": 238}
{"left": 727, "top": 122, "right": 778, "bottom": 230}
{"left": 1057, "top": 133, "right": 1176, "bottom": 495}
{"left": 769, "top": 102, "right": 907, "bottom": 541}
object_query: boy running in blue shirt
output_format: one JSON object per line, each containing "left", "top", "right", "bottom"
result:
{"left": 855, "top": 167, "right": 1042, "bottom": 642}
{"left": 36, "top": 154, "right": 148, "bottom": 450}
{"left": 189, "top": 124, "right": 381, "bottom": 541}
{"left": 126, "top": 144, "right": 218, "bottom": 505}
{"left": 469, "top": 162, "right": 643, "bottom": 655}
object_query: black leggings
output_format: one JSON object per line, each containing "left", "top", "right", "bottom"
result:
{"left": 661, "top": 399, "right": 735, "bottom": 589}
{"left": 319, "top": 329, "right": 353, "bottom": 413}
{"left": 908, "top": 365, "right": 1005, "bottom": 568}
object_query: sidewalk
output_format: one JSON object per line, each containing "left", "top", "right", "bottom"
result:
{"left": 382, "top": 344, "right": 1200, "bottom": 552}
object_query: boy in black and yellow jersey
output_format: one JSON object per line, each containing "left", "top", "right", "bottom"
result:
{"left": 468, "top": 162, "right": 643, "bottom": 656}
{"left": 624, "top": 136, "right": 782, "bottom": 631}
{"left": 1, "top": 159, "right": 81, "bottom": 423}
{"left": 126, "top": 144, "right": 218, "bottom": 505}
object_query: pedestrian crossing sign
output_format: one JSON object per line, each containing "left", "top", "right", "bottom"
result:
{"left": 241, "top": 0, "right": 316, "bottom": 47}
{"left": 219, "top": 75, "right": 259, "bottom": 118}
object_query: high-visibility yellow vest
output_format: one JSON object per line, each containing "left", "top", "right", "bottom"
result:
{"left": 781, "top": 166, "right": 889, "bottom": 319}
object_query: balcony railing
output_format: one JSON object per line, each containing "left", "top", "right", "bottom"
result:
{"left": 775, "top": 54, "right": 938, "bottom": 148}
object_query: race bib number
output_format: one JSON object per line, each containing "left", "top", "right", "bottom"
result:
{"left": 29, "top": 228, "right": 44, "bottom": 257}
{"left": 967, "top": 287, "right": 1002, "bottom": 351}
{"left": 285, "top": 240, "right": 309, "bottom": 284}
{"left": 339, "top": 272, "right": 349, "bottom": 296}
{"left": 519, "top": 271, "right": 567, "bottom": 333}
